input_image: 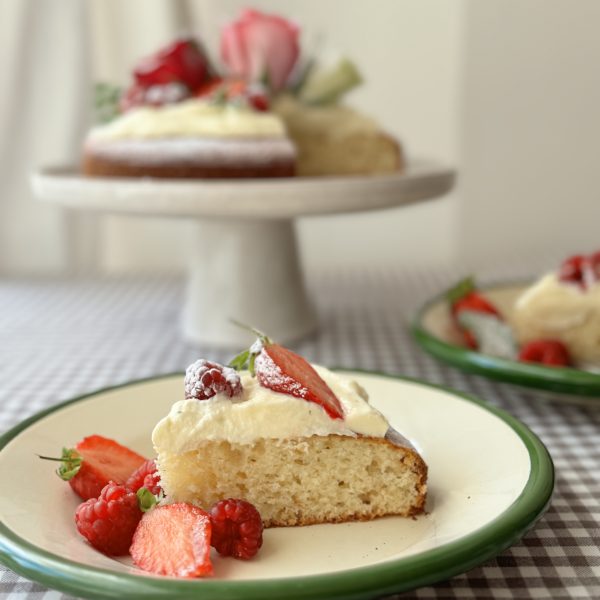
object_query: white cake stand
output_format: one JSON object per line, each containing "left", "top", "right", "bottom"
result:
{"left": 33, "top": 161, "right": 455, "bottom": 347}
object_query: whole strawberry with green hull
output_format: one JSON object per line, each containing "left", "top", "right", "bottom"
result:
{"left": 40, "top": 435, "right": 147, "bottom": 500}
{"left": 447, "top": 277, "right": 502, "bottom": 349}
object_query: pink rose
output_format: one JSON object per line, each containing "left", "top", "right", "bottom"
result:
{"left": 220, "top": 9, "right": 300, "bottom": 92}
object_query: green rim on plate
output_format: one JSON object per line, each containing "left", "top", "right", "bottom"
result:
{"left": 412, "top": 285, "right": 600, "bottom": 398}
{"left": 0, "top": 372, "right": 554, "bottom": 600}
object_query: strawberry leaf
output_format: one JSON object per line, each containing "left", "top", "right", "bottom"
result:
{"left": 457, "top": 311, "right": 518, "bottom": 359}
{"left": 137, "top": 487, "right": 158, "bottom": 513}
{"left": 38, "top": 448, "right": 83, "bottom": 481}
{"left": 446, "top": 277, "right": 476, "bottom": 305}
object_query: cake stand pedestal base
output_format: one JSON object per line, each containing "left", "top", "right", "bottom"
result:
{"left": 33, "top": 162, "right": 456, "bottom": 348}
{"left": 183, "top": 218, "right": 316, "bottom": 347}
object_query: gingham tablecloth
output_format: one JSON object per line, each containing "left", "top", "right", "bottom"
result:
{"left": 1, "top": 265, "right": 599, "bottom": 600}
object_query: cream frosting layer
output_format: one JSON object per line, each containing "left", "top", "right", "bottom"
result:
{"left": 84, "top": 137, "right": 295, "bottom": 166}
{"left": 512, "top": 273, "right": 600, "bottom": 365}
{"left": 516, "top": 274, "right": 599, "bottom": 330}
{"left": 88, "top": 100, "right": 287, "bottom": 141}
{"left": 152, "top": 366, "right": 389, "bottom": 453}
{"left": 274, "top": 95, "right": 382, "bottom": 138}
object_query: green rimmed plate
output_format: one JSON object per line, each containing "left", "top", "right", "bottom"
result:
{"left": 0, "top": 371, "right": 553, "bottom": 599}
{"left": 412, "top": 282, "right": 600, "bottom": 403}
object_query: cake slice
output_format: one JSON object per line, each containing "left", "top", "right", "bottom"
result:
{"left": 153, "top": 341, "right": 427, "bottom": 527}
{"left": 273, "top": 94, "right": 403, "bottom": 177}
{"left": 512, "top": 251, "right": 600, "bottom": 366}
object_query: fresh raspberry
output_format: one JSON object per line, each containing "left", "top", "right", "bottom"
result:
{"left": 519, "top": 340, "right": 571, "bottom": 367}
{"left": 74, "top": 482, "right": 142, "bottom": 556}
{"left": 126, "top": 459, "right": 157, "bottom": 493}
{"left": 130, "top": 503, "right": 213, "bottom": 577}
{"left": 184, "top": 359, "right": 242, "bottom": 400}
{"left": 559, "top": 254, "right": 585, "bottom": 285}
{"left": 209, "top": 498, "right": 264, "bottom": 560}
{"left": 142, "top": 471, "right": 162, "bottom": 496}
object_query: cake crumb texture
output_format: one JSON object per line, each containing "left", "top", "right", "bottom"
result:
{"left": 157, "top": 433, "right": 427, "bottom": 527}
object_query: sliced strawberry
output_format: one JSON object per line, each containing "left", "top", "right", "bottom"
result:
{"left": 518, "top": 340, "right": 571, "bottom": 367}
{"left": 130, "top": 503, "right": 213, "bottom": 578}
{"left": 134, "top": 39, "right": 208, "bottom": 90}
{"left": 70, "top": 436, "right": 147, "bottom": 500}
{"left": 447, "top": 278, "right": 502, "bottom": 349}
{"left": 255, "top": 343, "right": 344, "bottom": 420}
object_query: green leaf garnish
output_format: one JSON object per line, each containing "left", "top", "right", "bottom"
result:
{"left": 229, "top": 349, "right": 250, "bottom": 371}
{"left": 94, "top": 82, "right": 122, "bottom": 124}
{"left": 298, "top": 57, "right": 362, "bottom": 105}
{"left": 136, "top": 487, "right": 158, "bottom": 513}
{"left": 38, "top": 448, "right": 82, "bottom": 481}
{"left": 227, "top": 321, "right": 273, "bottom": 376}
{"left": 446, "top": 277, "right": 476, "bottom": 305}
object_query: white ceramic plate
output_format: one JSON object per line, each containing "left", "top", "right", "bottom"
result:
{"left": 412, "top": 282, "right": 600, "bottom": 404}
{"left": 0, "top": 371, "right": 553, "bottom": 599}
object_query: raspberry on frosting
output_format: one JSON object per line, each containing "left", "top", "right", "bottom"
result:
{"left": 184, "top": 359, "right": 242, "bottom": 400}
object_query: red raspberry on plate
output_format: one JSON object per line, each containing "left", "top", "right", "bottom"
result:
{"left": 130, "top": 503, "right": 213, "bottom": 577}
{"left": 75, "top": 482, "right": 142, "bottom": 556}
{"left": 210, "top": 498, "right": 263, "bottom": 560}
{"left": 518, "top": 340, "right": 572, "bottom": 367}
{"left": 126, "top": 459, "right": 157, "bottom": 493}
{"left": 142, "top": 471, "right": 162, "bottom": 496}
{"left": 184, "top": 359, "right": 242, "bottom": 400}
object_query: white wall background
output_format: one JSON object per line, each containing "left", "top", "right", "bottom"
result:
{"left": 1, "top": 0, "right": 598, "bottom": 275}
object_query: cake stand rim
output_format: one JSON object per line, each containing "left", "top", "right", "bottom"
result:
{"left": 32, "top": 159, "right": 456, "bottom": 220}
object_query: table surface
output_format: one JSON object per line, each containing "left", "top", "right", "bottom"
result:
{"left": 1, "top": 264, "right": 599, "bottom": 600}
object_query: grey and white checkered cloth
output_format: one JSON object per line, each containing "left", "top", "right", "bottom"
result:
{"left": 1, "top": 265, "right": 599, "bottom": 600}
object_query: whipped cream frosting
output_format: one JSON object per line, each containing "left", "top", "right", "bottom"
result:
{"left": 515, "top": 273, "right": 600, "bottom": 330}
{"left": 88, "top": 99, "right": 287, "bottom": 141}
{"left": 152, "top": 366, "right": 389, "bottom": 453}
{"left": 274, "top": 94, "right": 382, "bottom": 138}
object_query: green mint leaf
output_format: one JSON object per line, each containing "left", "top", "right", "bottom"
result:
{"left": 446, "top": 277, "right": 476, "bottom": 305}
{"left": 137, "top": 487, "right": 158, "bottom": 513}
{"left": 94, "top": 82, "right": 122, "bottom": 124}
{"left": 229, "top": 349, "right": 250, "bottom": 371}
{"left": 457, "top": 311, "right": 518, "bottom": 359}
{"left": 248, "top": 352, "right": 257, "bottom": 377}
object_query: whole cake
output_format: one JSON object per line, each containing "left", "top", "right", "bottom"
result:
{"left": 153, "top": 337, "right": 427, "bottom": 527}
{"left": 84, "top": 9, "right": 403, "bottom": 179}
{"left": 84, "top": 99, "right": 296, "bottom": 179}
{"left": 512, "top": 251, "right": 600, "bottom": 367}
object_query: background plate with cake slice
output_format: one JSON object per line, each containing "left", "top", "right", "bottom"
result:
{"left": 412, "top": 250, "right": 600, "bottom": 404}
{"left": 0, "top": 367, "right": 553, "bottom": 598}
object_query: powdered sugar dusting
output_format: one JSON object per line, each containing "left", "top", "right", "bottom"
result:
{"left": 184, "top": 359, "right": 242, "bottom": 400}
{"left": 254, "top": 351, "right": 309, "bottom": 399}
